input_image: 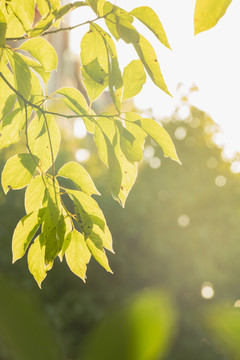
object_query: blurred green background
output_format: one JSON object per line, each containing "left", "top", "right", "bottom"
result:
{"left": 1, "top": 98, "right": 240, "bottom": 360}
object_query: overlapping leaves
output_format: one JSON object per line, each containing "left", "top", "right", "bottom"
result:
{"left": 0, "top": 0, "right": 181, "bottom": 286}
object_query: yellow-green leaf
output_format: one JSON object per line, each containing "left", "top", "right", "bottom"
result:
{"left": 0, "top": 107, "right": 25, "bottom": 150}
{"left": 58, "top": 161, "right": 100, "bottom": 195}
{"left": 194, "top": 0, "right": 232, "bottom": 34}
{"left": 122, "top": 60, "right": 146, "bottom": 101}
{"left": 29, "top": 12, "right": 55, "bottom": 37}
{"left": 58, "top": 215, "right": 72, "bottom": 261}
{"left": 86, "top": 0, "right": 105, "bottom": 16}
{"left": 65, "top": 229, "right": 91, "bottom": 282}
{"left": 25, "top": 175, "right": 47, "bottom": 213}
{"left": 19, "top": 54, "right": 50, "bottom": 84}
{"left": 116, "top": 121, "right": 143, "bottom": 163}
{"left": 0, "top": 10, "right": 7, "bottom": 47}
{"left": 53, "top": 2, "right": 88, "bottom": 20}
{"left": 36, "top": 0, "right": 51, "bottom": 16}
{"left": 1, "top": 153, "right": 39, "bottom": 194}
{"left": 81, "top": 25, "right": 108, "bottom": 84}
{"left": 0, "top": 3, "right": 24, "bottom": 38}
{"left": 57, "top": 87, "right": 95, "bottom": 133}
{"left": 7, "top": 0, "right": 35, "bottom": 33}
{"left": 20, "top": 38, "right": 58, "bottom": 72}
{"left": 12, "top": 209, "right": 45, "bottom": 263}
{"left": 28, "top": 113, "right": 61, "bottom": 172}
{"left": 133, "top": 35, "right": 171, "bottom": 96}
{"left": 81, "top": 67, "right": 107, "bottom": 102}
{"left": 72, "top": 194, "right": 93, "bottom": 238}
{"left": 130, "top": 6, "right": 171, "bottom": 49}
{"left": 28, "top": 235, "right": 47, "bottom": 288}
{"left": 0, "top": 64, "right": 16, "bottom": 119}
{"left": 86, "top": 225, "right": 112, "bottom": 272}
{"left": 7, "top": 49, "right": 32, "bottom": 104}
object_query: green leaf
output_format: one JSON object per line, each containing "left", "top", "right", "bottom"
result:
{"left": 93, "top": 24, "right": 123, "bottom": 112}
{"left": 58, "top": 215, "right": 72, "bottom": 261}
{"left": 89, "top": 222, "right": 113, "bottom": 253}
{"left": 28, "top": 113, "right": 61, "bottom": 172}
{"left": 115, "top": 11, "right": 139, "bottom": 44}
{"left": 58, "top": 161, "right": 100, "bottom": 195}
{"left": 0, "top": 107, "right": 25, "bottom": 150}
{"left": 29, "top": 69, "right": 44, "bottom": 104}
{"left": 122, "top": 60, "right": 146, "bottom": 101}
{"left": 29, "top": 12, "right": 55, "bottom": 37}
{"left": 81, "top": 67, "right": 107, "bottom": 102}
{"left": 18, "top": 54, "right": 50, "bottom": 84}
{"left": 72, "top": 194, "right": 93, "bottom": 238}
{"left": 25, "top": 175, "right": 47, "bottom": 213}
{"left": 7, "top": 0, "right": 35, "bottom": 33}
{"left": 133, "top": 35, "right": 171, "bottom": 96}
{"left": 86, "top": 0, "right": 105, "bottom": 16}
{"left": 57, "top": 87, "right": 95, "bottom": 133}
{"left": 65, "top": 229, "right": 91, "bottom": 282}
{"left": 53, "top": 2, "right": 88, "bottom": 20}
{"left": 125, "top": 113, "right": 180, "bottom": 164}
{"left": 86, "top": 225, "right": 112, "bottom": 272}
{"left": 1, "top": 153, "right": 39, "bottom": 194}
{"left": 194, "top": 0, "right": 232, "bottom": 34}
{"left": 28, "top": 234, "right": 48, "bottom": 288}
{"left": 0, "top": 10, "right": 7, "bottom": 47}
{"left": 130, "top": 6, "right": 171, "bottom": 49}
{"left": 103, "top": 2, "right": 120, "bottom": 41}
{"left": 81, "top": 25, "right": 109, "bottom": 84}
{"left": 116, "top": 121, "right": 143, "bottom": 163}
{"left": 36, "top": 0, "right": 51, "bottom": 16}
{"left": 20, "top": 38, "right": 58, "bottom": 72}
{"left": 7, "top": 49, "right": 32, "bottom": 104}
{"left": 124, "top": 112, "right": 147, "bottom": 147}
{"left": 0, "top": 64, "right": 16, "bottom": 119}
{"left": 12, "top": 209, "right": 45, "bottom": 263}
{"left": 0, "top": 3, "right": 25, "bottom": 38}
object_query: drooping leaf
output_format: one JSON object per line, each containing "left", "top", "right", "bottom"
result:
{"left": 0, "top": 3, "right": 25, "bottom": 38}
{"left": 0, "top": 107, "right": 25, "bottom": 150}
{"left": 81, "top": 67, "right": 107, "bottom": 102}
{"left": 20, "top": 38, "right": 58, "bottom": 72}
{"left": 29, "top": 68, "right": 44, "bottom": 104}
{"left": 0, "top": 10, "right": 7, "bottom": 47}
{"left": 65, "top": 229, "right": 91, "bottom": 281}
{"left": 115, "top": 10, "right": 139, "bottom": 44}
{"left": 86, "top": 0, "right": 105, "bottom": 16}
{"left": 103, "top": 2, "right": 120, "bottom": 41}
{"left": 194, "top": 0, "right": 232, "bottom": 34}
{"left": 1, "top": 153, "right": 39, "bottom": 194}
{"left": 0, "top": 64, "right": 16, "bottom": 119}
{"left": 86, "top": 225, "right": 112, "bottom": 272}
{"left": 27, "top": 113, "right": 61, "bottom": 172}
{"left": 28, "top": 234, "right": 48, "bottom": 288}
{"left": 122, "top": 60, "right": 146, "bottom": 101}
{"left": 6, "top": 49, "right": 32, "bottom": 105}
{"left": 7, "top": 0, "right": 35, "bottom": 33}
{"left": 125, "top": 113, "right": 180, "bottom": 164}
{"left": 25, "top": 175, "right": 47, "bottom": 213}
{"left": 72, "top": 194, "right": 93, "bottom": 238}
{"left": 12, "top": 209, "right": 45, "bottom": 263}
{"left": 53, "top": 2, "right": 88, "bottom": 20}
{"left": 36, "top": 0, "right": 51, "bottom": 16}
{"left": 28, "top": 12, "right": 55, "bottom": 37}
{"left": 93, "top": 24, "right": 123, "bottom": 112}
{"left": 57, "top": 87, "right": 95, "bottom": 133}
{"left": 130, "top": 6, "right": 171, "bottom": 49}
{"left": 58, "top": 215, "right": 72, "bottom": 261}
{"left": 116, "top": 121, "right": 143, "bottom": 163}
{"left": 81, "top": 24, "right": 109, "bottom": 84}
{"left": 89, "top": 222, "right": 113, "bottom": 253}
{"left": 133, "top": 35, "right": 171, "bottom": 96}
{"left": 18, "top": 54, "right": 50, "bottom": 84}
{"left": 58, "top": 161, "right": 100, "bottom": 195}
{"left": 124, "top": 112, "right": 147, "bottom": 147}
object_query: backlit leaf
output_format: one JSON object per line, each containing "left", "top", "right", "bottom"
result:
{"left": 53, "top": 2, "right": 88, "bottom": 20}
{"left": 65, "top": 229, "right": 91, "bottom": 281}
{"left": 116, "top": 121, "right": 143, "bottom": 163}
{"left": 86, "top": 225, "right": 112, "bottom": 272}
{"left": 72, "top": 194, "right": 93, "bottom": 238}
{"left": 36, "top": 0, "right": 51, "bottom": 16}
{"left": 194, "top": 0, "right": 232, "bottom": 34}
{"left": 28, "top": 113, "right": 61, "bottom": 172}
{"left": 0, "top": 3, "right": 25, "bottom": 38}
{"left": 0, "top": 107, "right": 25, "bottom": 150}
{"left": 28, "top": 235, "right": 47, "bottom": 288}
{"left": 18, "top": 53, "right": 50, "bottom": 84}
{"left": 20, "top": 38, "right": 58, "bottom": 72}
{"left": 7, "top": 0, "right": 35, "bottom": 33}
{"left": 86, "top": 0, "right": 106, "bottom": 16}
{"left": 122, "top": 60, "right": 146, "bottom": 101}
{"left": 58, "top": 161, "right": 100, "bottom": 195}
{"left": 0, "top": 10, "right": 6, "bottom": 47}
{"left": 133, "top": 35, "right": 171, "bottom": 96}
{"left": 81, "top": 67, "right": 107, "bottom": 102}
{"left": 1, "top": 153, "right": 39, "bottom": 194}
{"left": 12, "top": 209, "right": 45, "bottom": 263}
{"left": 0, "top": 64, "right": 16, "bottom": 119}
{"left": 81, "top": 25, "right": 109, "bottom": 84}
{"left": 7, "top": 49, "right": 32, "bottom": 105}
{"left": 25, "top": 175, "right": 47, "bottom": 213}
{"left": 57, "top": 87, "right": 95, "bottom": 133}
{"left": 130, "top": 6, "right": 171, "bottom": 49}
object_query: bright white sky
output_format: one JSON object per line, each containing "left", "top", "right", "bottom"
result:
{"left": 69, "top": 0, "right": 240, "bottom": 158}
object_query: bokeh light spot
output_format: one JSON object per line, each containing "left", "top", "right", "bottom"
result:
{"left": 75, "top": 149, "right": 90, "bottom": 162}
{"left": 175, "top": 126, "right": 187, "bottom": 141}
{"left": 149, "top": 157, "right": 161, "bottom": 169}
{"left": 177, "top": 214, "right": 190, "bottom": 228}
{"left": 201, "top": 282, "right": 214, "bottom": 299}
{"left": 215, "top": 175, "right": 227, "bottom": 187}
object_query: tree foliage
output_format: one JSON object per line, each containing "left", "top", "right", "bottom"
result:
{"left": 0, "top": 0, "right": 181, "bottom": 286}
